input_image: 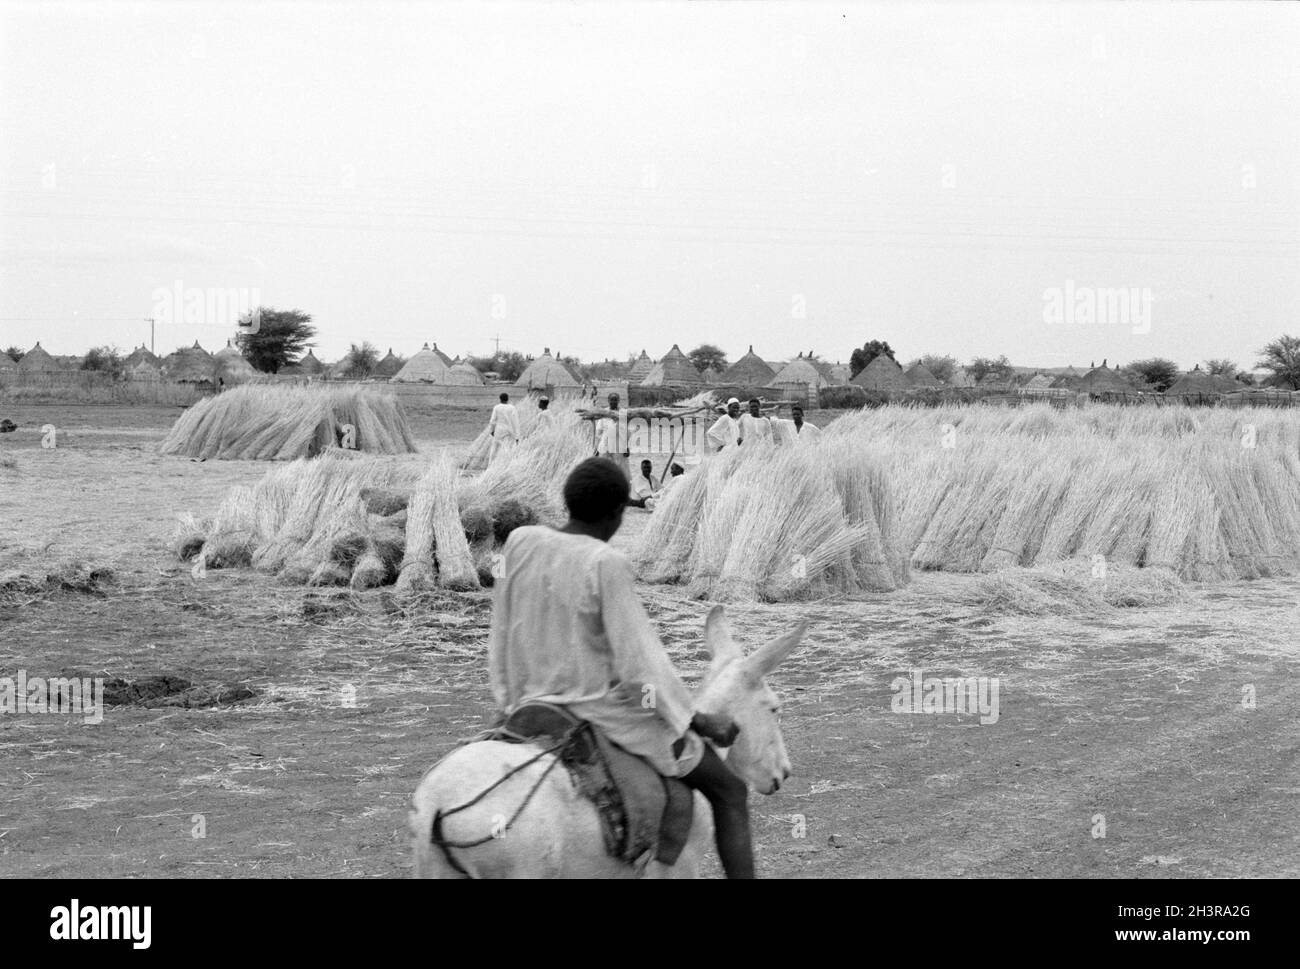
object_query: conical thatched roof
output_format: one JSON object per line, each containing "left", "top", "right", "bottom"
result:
{"left": 903, "top": 361, "right": 942, "bottom": 388}
{"left": 772, "top": 353, "right": 826, "bottom": 390}
{"left": 640, "top": 344, "right": 705, "bottom": 389}
{"left": 17, "top": 342, "right": 58, "bottom": 373}
{"left": 1079, "top": 364, "right": 1135, "bottom": 394}
{"left": 451, "top": 360, "right": 485, "bottom": 385}
{"left": 721, "top": 346, "right": 775, "bottom": 386}
{"left": 430, "top": 343, "right": 453, "bottom": 366}
{"left": 1023, "top": 372, "right": 1055, "bottom": 390}
{"left": 123, "top": 345, "right": 160, "bottom": 370}
{"left": 392, "top": 343, "right": 452, "bottom": 383}
{"left": 516, "top": 348, "right": 581, "bottom": 389}
{"left": 162, "top": 342, "right": 216, "bottom": 383}
{"left": 824, "top": 361, "right": 851, "bottom": 385}
{"left": 129, "top": 358, "right": 161, "bottom": 379}
{"left": 372, "top": 348, "right": 404, "bottom": 379}
{"left": 1165, "top": 366, "right": 1239, "bottom": 396}
{"left": 851, "top": 354, "right": 904, "bottom": 393}
{"left": 214, "top": 339, "right": 257, "bottom": 384}
{"left": 289, "top": 350, "right": 325, "bottom": 376}
{"left": 627, "top": 349, "right": 654, "bottom": 382}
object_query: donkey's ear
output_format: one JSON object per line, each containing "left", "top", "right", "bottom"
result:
{"left": 704, "top": 604, "right": 742, "bottom": 666}
{"left": 743, "top": 622, "right": 808, "bottom": 679}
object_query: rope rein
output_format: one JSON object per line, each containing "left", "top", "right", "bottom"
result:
{"left": 429, "top": 727, "right": 581, "bottom": 869}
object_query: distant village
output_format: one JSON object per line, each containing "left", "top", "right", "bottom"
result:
{"left": 1, "top": 338, "right": 1294, "bottom": 407}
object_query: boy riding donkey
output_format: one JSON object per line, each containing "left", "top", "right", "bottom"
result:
{"left": 487, "top": 457, "right": 756, "bottom": 877}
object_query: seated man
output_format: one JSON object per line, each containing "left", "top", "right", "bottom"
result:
{"left": 488, "top": 458, "right": 754, "bottom": 878}
{"left": 627, "top": 459, "right": 659, "bottom": 509}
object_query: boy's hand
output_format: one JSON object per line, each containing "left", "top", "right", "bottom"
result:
{"left": 691, "top": 712, "right": 739, "bottom": 747}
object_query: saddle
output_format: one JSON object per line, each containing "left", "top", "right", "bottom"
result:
{"left": 492, "top": 702, "right": 695, "bottom": 867}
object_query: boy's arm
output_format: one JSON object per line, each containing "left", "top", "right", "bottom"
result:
{"left": 597, "top": 552, "right": 695, "bottom": 736}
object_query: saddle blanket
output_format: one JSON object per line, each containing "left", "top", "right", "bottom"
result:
{"left": 493, "top": 702, "right": 695, "bottom": 867}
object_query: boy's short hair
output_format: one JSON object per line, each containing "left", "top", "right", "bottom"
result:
{"left": 499, "top": 392, "right": 509, "bottom": 403}
{"left": 564, "top": 457, "right": 629, "bottom": 523}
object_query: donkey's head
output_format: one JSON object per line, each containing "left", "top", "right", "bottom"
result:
{"left": 694, "top": 605, "right": 807, "bottom": 795}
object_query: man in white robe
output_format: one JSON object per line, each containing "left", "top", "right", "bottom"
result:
{"left": 488, "top": 458, "right": 753, "bottom": 877}
{"left": 488, "top": 392, "right": 521, "bottom": 461}
{"left": 705, "top": 398, "right": 742, "bottom": 452}
{"left": 737, "top": 398, "right": 772, "bottom": 446}
{"left": 773, "top": 403, "right": 822, "bottom": 445}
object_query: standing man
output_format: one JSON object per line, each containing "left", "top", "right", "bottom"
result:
{"left": 737, "top": 398, "right": 772, "bottom": 447}
{"left": 595, "top": 391, "right": 630, "bottom": 480}
{"left": 705, "top": 397, "right": 743, "bottom": 453}
{"left": 533, "top": 395, "right": 555, "bottom": 433}
{"left": 488, "top": 391, "right": 521, "bottom": 462}
{"left": 773, "top": 403, "right": 821, "bottom": 445}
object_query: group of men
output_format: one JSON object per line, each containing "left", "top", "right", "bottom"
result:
{"left": 486, "top": 391, "right": 553, "bottom": 462}
{"left": 705, "top": 396, "right": 821, "bottom": 452}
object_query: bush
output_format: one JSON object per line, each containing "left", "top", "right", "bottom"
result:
{"left": 818, "top": 385, "right": 889, "bottom": 409}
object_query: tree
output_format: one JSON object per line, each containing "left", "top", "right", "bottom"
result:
{"left": 236, "top": 307, "right": 316, "bottom": 374}
{"left": 687, "top": 344, "right": 728, "bottom": 374}
{"left": 81, "top": 345, "right": 124, "bottom": 376}
{"left": 1121, "top": 357, "right": 1179, "bottom": 392}
{"left": 1256, "top": 335, "right": 1300, "bottom": 390}
{"left": 918, "top": 354, "right": 958, "bottom": 384}
{"left": 849, "top": 340, "right": 895, "bottom": 378}
{"left": 343, "top": 341, "right": 379, "bottom": 379}
{"left": 966, "top": 355, "right": 1012, "bottom": 383}
{"left": 1203, "top": 358, "right": 1239, "bottom": 378}
{"left": 3, "top": 346, "right": 23, "bottom": 363}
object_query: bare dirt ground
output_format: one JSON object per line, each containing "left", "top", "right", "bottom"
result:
{"left": 1, "top": 402, "right": 1298, "bottom": 878}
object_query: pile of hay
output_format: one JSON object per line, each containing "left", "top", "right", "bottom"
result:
{"left": 826, "top": 404, "right": 1300, "bottom": 582}
{"left": 634, "top": 440, "right": 909, "bottom": 602}
{"left": 963, "top": 559, "right": 1186, "bottom": 616}
{"left": 159, "top": 384, "right": 419, "bottom": 460}
{"left": 460, "top": 395, "right": 586, "bottom": 471}
{"left": 178, "top": 421, "right": 591, "bottom": 590}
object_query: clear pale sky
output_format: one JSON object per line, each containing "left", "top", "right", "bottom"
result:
{"left": 2, "top": 1, "right": 1296, "bottom": 370}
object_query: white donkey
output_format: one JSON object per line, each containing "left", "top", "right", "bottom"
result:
{"left": 410, "top": 605, "right": 807, "bottom": 878}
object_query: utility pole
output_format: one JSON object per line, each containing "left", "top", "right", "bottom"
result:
{"left": 144, "top": 317, "right": 155, "bottom": 354}
{"left": 492, "top": 333, "right": 502, "bottom": 357}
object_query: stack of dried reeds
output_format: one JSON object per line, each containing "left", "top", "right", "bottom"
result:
{"left": 159, "top": 384, "right": 419, "bottom": 460}
{"left": 825, "top": 403, "right": 1300, "bottom": 581}
{"left": 634, "top": 439, "right": 907, "bottom": 602}
{"left": 177, "top": 417, "right": 592, "bottom": 591}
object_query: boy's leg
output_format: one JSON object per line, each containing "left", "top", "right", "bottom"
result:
{"left": 681, "top": 743, "right": 754, "bottom": 879}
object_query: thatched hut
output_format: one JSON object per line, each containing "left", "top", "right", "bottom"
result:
{"left": 1078, "top": 363, "right": 1136, "bottom": 395}
{"left": 123, "top": 345, "right": 160, "bottom": 371}
{"left": 130, "top": 358, "right": 161, "bottom": 380}
{"left": 772, "top": 354, "right": 826, "bottom": 402}
{"left": 640, "top": 344, "right": 705, "bottom": 391}
{"left": 949, "top": 366, "right": 976, "bottom": 388}
{"left": 851, "top": 354, "right": 905, "bottom": 393}
{"left": 282, "top": 349, "right": 325, "bottom": 377}
{"left": 392, "top": 343, "right": 453, "bottom": 383}
{"left": 516, "top": 348, "right": 581, "bottom": 391}
{"left": 17, "top": 342, "right": 58, "bottom": 373}
{"left": 721, "top": 345, "right": 776, "bottom": 386}
{"left": 823, "top": 361, "right": 852, "bottom": 385}
{"left": 162, "top": 342, "right": 216, "bottom": 383}
{"left": 1022, "top": 372, "right": 1055, "bottom": 391}
{"left": 627, "top": 349, "right": 654, "bottom": 383}
{"left": 450, "top": 360, "right": 485, "bottom": 385}
{"left": 1164, "top": 366, "right": 1240, "bottom": 397}
{"left": 429, "top": 343, "right": 453, "bottom": 367}
{"left": 214, "top": 339, "right": 257, "bottom": 385}
{"left": 903, "top": 361, "right": 942, "bottom": 389}
{"left": 373, "top": 348, "right": 404, "bottom": 379}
